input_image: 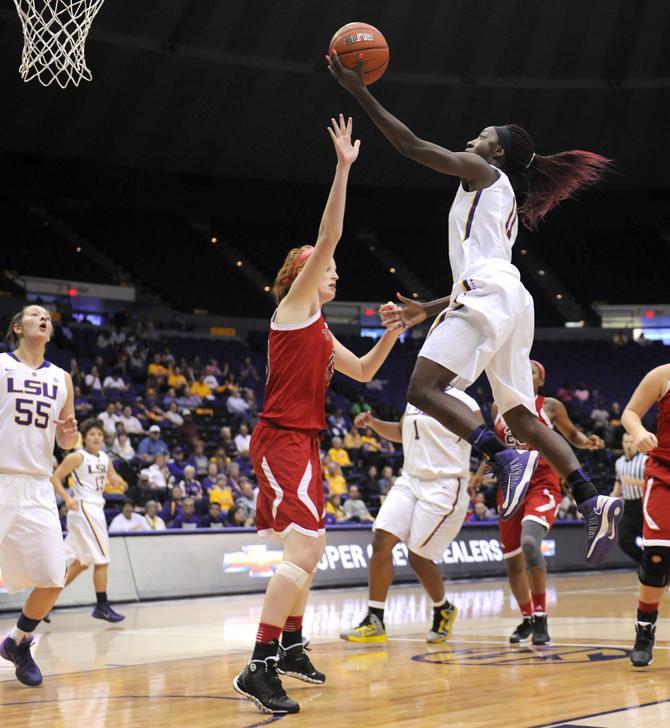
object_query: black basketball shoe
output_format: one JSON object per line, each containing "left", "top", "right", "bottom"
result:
{"left": 277, "top": 641, "right": 326, "bottom": 684}
{"left": 233, "top": 655, "right": 299, "bottom": 714}
{"left": 630, "top": 623, "right": 655, "bottom": 667}
{"left": 509, "top": 617, "right": 534, "bottom": 644}
{"left": 531, "top": 615, "right": 551, "bottom": 645}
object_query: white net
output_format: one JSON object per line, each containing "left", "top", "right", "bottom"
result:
{"left": 13, "top": 0, "right": 106, "bottom": 88}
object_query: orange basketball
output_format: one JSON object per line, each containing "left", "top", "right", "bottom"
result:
{"left": 329, "top": 22, "right": 389, "bottom": 86}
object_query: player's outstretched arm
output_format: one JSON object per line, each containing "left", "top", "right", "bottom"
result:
{"left": 326, "top": 52, "right": 494, "bottom": 187}
{"left": 330, "top": 328, "right": 400, "bottom": 383}
{"left": 51, "top": 452, "right": 84, "bottom": 511}
{"left": 380, "top": 292, "right": 452, "bottom": 333}
{"left": 282, "top": 114, "right": 359, "bottom": 312}
{"left": 354, "top": 411, "right": 402, "bottom": 443}
{"left": 622, "top": 363, "right": 670, "bottom": 452}
{"left": 545, "top": 398, "right": 605, "bottom": 450}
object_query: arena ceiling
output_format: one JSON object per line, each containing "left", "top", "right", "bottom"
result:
{"left": 0, "top": 0, "right": 669, "bottom": 191}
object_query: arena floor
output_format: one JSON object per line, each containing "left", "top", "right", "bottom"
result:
{"left": 1, "top": 571, "right": 668, "bottom": 727}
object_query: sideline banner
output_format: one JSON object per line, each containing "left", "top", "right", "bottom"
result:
{"left": 0, "top": 523, "right": 634, "bottom": 611}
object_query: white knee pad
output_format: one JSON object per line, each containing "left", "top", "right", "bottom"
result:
{"left": 276, "top": 561, "right": 309, "bottom": 589}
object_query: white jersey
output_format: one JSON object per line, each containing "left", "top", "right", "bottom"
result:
{"left": 71, "top": 448, "right": 109, "bottom": 507}
{"left": 401, "top": 388, "right": 479, "bottom": 480}
{"left": 448, "top": 166, "right": 519, "bottom": 282}
{"left": 0, "top": 351, "right": 68, "bottom": 478}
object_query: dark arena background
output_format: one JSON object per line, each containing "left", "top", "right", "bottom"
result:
{"left": 1, "top": 2, "right": 670, "bottom": 726}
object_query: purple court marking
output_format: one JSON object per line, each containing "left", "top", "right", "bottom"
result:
{"left": 412, "top": 645, "right": 631, "bottom": 667}
{"left": 530, "top": 697, "right": 670, "bottom": 727}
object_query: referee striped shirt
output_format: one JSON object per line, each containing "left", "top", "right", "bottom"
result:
{"left": 614, "top": 453, "right": 647, "bottom": 500}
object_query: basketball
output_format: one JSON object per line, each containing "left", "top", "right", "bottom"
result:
{"left": 329, "top": 22, "right": 389, "bottom": 86}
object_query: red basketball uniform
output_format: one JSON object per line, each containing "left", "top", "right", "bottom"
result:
{"left": 642, "top": 385, "right": 670, "bottom": 547}
{"left": 495, "top": 396, "right": 562, "bottom": 557}
{"left": 251, "top": 309, "right": 334, "bottom": 539}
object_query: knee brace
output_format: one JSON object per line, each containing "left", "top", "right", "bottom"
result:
{"left": 276, "top": 561, "right": 310, "bottom": 589}
{"left": 639, "top": 547, "right": 670, "bottom": 588}
{"left": 520, "top": 520, "right": 546, "bottom": 571}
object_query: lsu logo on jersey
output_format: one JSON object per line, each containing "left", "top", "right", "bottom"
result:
{"left": 7, "top": 377, "right": 59, "bottom": 400}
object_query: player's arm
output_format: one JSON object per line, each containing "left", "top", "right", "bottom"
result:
{"left": 622, "top": 365, "right": 670, "bottom": 452}
{"left": 354, "top": 411, "right": 402, "bottom": 443}
{"left": 107, "top": 460, "right": 127, "bottom": 492}
{"left": 544, "top": 397, "right": 605, "bottom": 450}
{"left": 55, "top": 373, "right": 78, "bottom": 450}
{"left": 280, "top": 115, "right": 359, "bottom": 315}
{"left": 379, "top": 293, "right": 451, "bottom": 333}
{"left": 327, "top": 53, "right": 495, "bottom": 187}
{"left": 51, "top": 452, "right": 84, "bottom": 511}
{"left": 612, "top": 476, "right": 622, "bottom": 497}
{"left": 468, "top": 459, "right": 489, "bottom": 496}
{"left": 330, "top": 330, "right": 400, "bottom": 383}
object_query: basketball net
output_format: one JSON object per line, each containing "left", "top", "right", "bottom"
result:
{"left": 13, "top": 0, "right": 105, "bottom": 88}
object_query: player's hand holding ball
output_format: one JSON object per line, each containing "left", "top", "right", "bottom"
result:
{"left": 634, "top": 429, "right": 658, "bottom": 453}
{"left": 328, "top": 114, "right": 360, "bottom": 167}
{"left": 326, "top": 22, "right": 389, "bottom": 93}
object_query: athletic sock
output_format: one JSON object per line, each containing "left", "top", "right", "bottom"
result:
{"left": 368, "top": 600, "right": 385, "bottom": 625}
{"left": 251, "top": 623, "right": 282, "bottom": 661}
{"left": 10, "top": 612, "right": 41, "bottom": 643}
{"left": 637, "top": 601, "right": 660, "bottom": 626}
{"left": 519, "top": 599, "right": 534, "bottom": 618}
{"left": 531, "top": 592, "right": 546, "bottom": 616}
{"left": 281, "top": 615, "right": 303, "bottom": 649}
{"left": 432, "top": 594, "right": 449, "bottom": 609}
{"left": 96, "top": 591, "right": 108, "bottom": 607}
{"left": 468, "top": 425, "right": 506, "bottom": 459}
{"left": 567, "top": 469, "right": 597, "bottom": 504}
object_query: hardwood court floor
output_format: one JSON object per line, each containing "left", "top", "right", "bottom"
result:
{"left": 1, "top": 571, "right": 669, "bottom": 727}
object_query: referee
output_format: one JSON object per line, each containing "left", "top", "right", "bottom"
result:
{"left": 612, "top": 432, "right": 647, "bottom": 565}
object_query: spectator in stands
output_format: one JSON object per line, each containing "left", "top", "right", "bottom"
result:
{"left": 190, "top": 374, "right": 212, "bottom": 403}
{"left": 556, "top": 382, "right": 574, "bottom": 402}
{"left": 167, "top": 446, "right": 186, "bottom": 481}
{"left": 590, "top": 398, "right": 611, "bottom": 436}
{"left": 343, "top": 428, "right": 362, "bottom": 464}
{"left": 178, "top": 410, "right": 199, "bottom": 443}
{"left": 220, "top": 426, "right": 239, "bottom": 459}
{"left": 161, "top": 485, "right": 184, "bottom": 526}
{"left": 102, "top": 432, "right": 117, "bottom": 454}
{"left": 328, "top": 408, "right": 349, "bottom": 437}
{"left": 179, "top": 465, "right": 204, "bottom": 506}
{"left": 235, "top": 478, "right": 257, "bottom": 519}
{"left": 239, "top": 356, "right": 259, "bottom": 382}
{"left": 326, "top": 493, "right": 348, "bottom": 524}
{"left": 129, "top": 346, "right": 148, "bottom": 378}
{"left": 226, "top": 462, "right": 242, "bottom": 497}
{"left": 69, "top": 358, "right": 84, "bottom": 388}
{"left": 201, "top": 502, "right": 226, "bottom": 529}
{"left": 109, "top": 501, "right": 145, "bottom": 533}
{"left": 164, "top": 401, "right": 184, "bottom": 427}
{"left": 244, "top": 389, "right": 259, "bottom": 427}
{"left": 147, "top": 453, "right": 173, "bottom": 492}
{"left": 202, "top": 461, "right": 220, "bottom": 492}
{"left": 98, "top": 402, "right": 120, "bottom": 436}
{"left": 74, "top": 385, "right": 93, "bottom": 418}
{"left": 169, "top": 497, "right": 201, "bottom": 530}
{"left": 118, "top": 405, "right": 142, "bottom": 435}
{"left": 225, "top": 384, "right": 248, "bottom": 421}
{"left": 328, "top": 436, "right": 352, "bottom": 471}
{"left": 114, "top": 432, "right": 136, "bottom": 462}
{"left": 110, "top": 326, "right": 126, "bottom": 347}
{"left": 188, "top": 440, "right": 209, "bottom": 477}
{"left": 208, "top": 474, "right": 235, "bottom": 511}
{"left": 138, "top": 424, "right": 169, "bottom": 463}
{"left": 378, "top": 438, "right": 396, "bottom": 458}
{"left": 574, "top": 382, "right": 590, "bottom": 402}
{"left": 558, "top": 485, "right": 578, "bottom": 520}
{"left": 234, "top": 423, "right": 252, "bottom": 456}
{"left": 162, "top": 387, "right": 179, "bottom": 409}
{"left": 360, "top": 427, "right": 380, "bottom": 456}
{"left": 361, "top": 464, "right": 381, "bottom": 504}
{"left": 147, "top": 353, "right": 169, "bottom": 386}
{"left": 168, "top": 365, "right": 188, "bottom": 392}
{"left": 142, "top": 500, "right": 166, "bottom": 531}
{"left": 324, "top": 461, "right": 348, "bottom": 496}
{"left": 128, "top": 471, "right": 153, "bottom": 512}
{"left": 350, "top": 394, "right": 372, "bottom": 417}
{"left": 160, "top": 347, "right": 175, "bottom": 367}
{"left": 205, "top": 358, "right": 222, "bottom": 377}
{"left": 226, "top": 503, "right": 254, "bottom": 528}
{"left": 103, "top": 367, "right": 128, "bottom": 393}
{"left": 342, "top": 485, "right": 374, "bottom": 523}
{"left": 468, "top": 501, "right": 496, "bottom": 522}
{"left": 378, "top": 465, "right": 396, "bottom": 497}
{"left": 96, "top": 330, "right": 111, "bottom": 350}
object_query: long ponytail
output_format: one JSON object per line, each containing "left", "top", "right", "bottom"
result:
{"left": 498, "top": 124, "right": 613, "bottom": 231}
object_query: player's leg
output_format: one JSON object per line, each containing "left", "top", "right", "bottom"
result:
{"left": 617, "top": 501, "right": 643, "bottom": 565}
{"left": 65, "top": 560, "right": 88, "bottom": 585}
{"left": 630, "top": 479, "right": 670, "bottom": 667}
{"left": 520, "top": 520, "right": 551, "bottom": 645}
{"left": 91, "top": 563, "right": 125, "bottom": 622}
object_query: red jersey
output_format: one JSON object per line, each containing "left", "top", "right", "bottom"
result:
{"left": 495, "top": 395, "right": 555, "bottom": 480}
{"left": 647, "top": 387, "right": 670, "bottom": 482}
{"left": 260, "top": 309, "right": 335, "bottom": 431}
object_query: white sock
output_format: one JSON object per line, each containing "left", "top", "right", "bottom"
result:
{"left": 368, "top": 600, "right": 385, "bottom": 610}
{"left": 10, "top": 626, "right": 31, "bottom": 643}
{"left": 432, "top": 595, "right": 448, "bottom": 609}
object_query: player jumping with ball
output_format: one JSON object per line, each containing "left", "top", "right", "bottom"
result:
{"left": 327, "top": 51, "right": 623, "bottom": 564}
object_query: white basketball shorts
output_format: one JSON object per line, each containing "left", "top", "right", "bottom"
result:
{"left": 0, "top": 474, "right": 66, "bottom": 593}
{"left": 64, "top": 501, "right": 111, "bottom": 566}
{"left": 419, "top": 267, "right": 535, "bottom": 415}
{"left": 373, "top": 473, "right": 469, "bottom": 562}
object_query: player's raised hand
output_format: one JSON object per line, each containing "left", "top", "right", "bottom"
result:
{"left": 354, "top": 412, "right": 374, "bottom": 429}
{"left": 586, "top": 434, "right": 606, "bottom": 450}
{"left": 326, "top": 49, "right": 366, "bottom": 96}
{"left": 380, "top": 292, "right": 428, "bottom": 332}
{"left": 327, "top": 114, "right": 360, "bottom": 166}
{"left": 55, "top": 414, "right": 78, "bottom": 437}
{"left": 634, "top": 430, "right": 658, "bottom": 453}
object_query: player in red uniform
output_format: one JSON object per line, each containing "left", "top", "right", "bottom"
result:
{"left": 233, "top": 115, "right": 403, "bottom": 716}
{"left": 472, "top": 361, "right": 604, "bottom": 645}
{"left": 622, "top": 364, "right": 670, "bottom": 666}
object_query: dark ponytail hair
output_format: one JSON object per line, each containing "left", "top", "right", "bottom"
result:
{"left": 497, "top": 124, "right": 613, "bottom": 230}
{"left": 4, "top": 307, "right": 29, "bottom": 348}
